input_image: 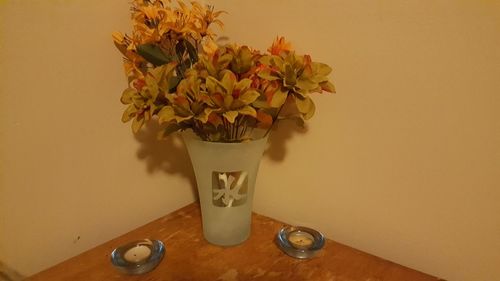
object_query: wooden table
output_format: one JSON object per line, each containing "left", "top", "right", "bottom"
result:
{"left": 27, "top": 203, "right": 442, "bottom": 281}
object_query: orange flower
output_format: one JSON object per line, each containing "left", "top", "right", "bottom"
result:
{"left": 268, "top": 36, "right": 292, "bottom": 55}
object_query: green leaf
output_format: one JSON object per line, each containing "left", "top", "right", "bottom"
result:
{"left": 137, "top": 44, "right": 171, "bottom": 66}
{"left": 238, "top": 90, "right": 260, "bottom": 104}
{"left": 168, "top": 76, "right": 182, "bottom": 92}
{"left": 184, "top": 40, "right": 199, "bottom": 64}
{"left": 223, "top": 111, "right": 238, "bottom": 123}
{"left": 175, "top": 40, "right": 186, "bottom": 61}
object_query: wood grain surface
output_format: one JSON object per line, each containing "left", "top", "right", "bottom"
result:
{"left": 27, "top": 203, "right": 443, "bottom": 281}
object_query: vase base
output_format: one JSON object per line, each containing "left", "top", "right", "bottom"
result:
{"left": 203, "top": 228, "right": 251, "bottom": 247}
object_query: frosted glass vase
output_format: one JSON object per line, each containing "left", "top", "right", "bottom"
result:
{"left": 183, "top": 132, "right": 268, "bottom": 246}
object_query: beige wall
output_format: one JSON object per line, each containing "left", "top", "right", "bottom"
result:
{"left": 0, "top": 0, "right": 197, "bottom": 276}
{"left": 213, "top": 0, "right": 500, "bottom": 280}
{"left": 1, "top": 1, "right": 499, "bottom": 281}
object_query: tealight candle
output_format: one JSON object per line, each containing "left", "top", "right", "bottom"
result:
{"left": 123, "top": 245, "right": 152, "bottom": 263}
{"left": 287, "top": 230, "right": 314, "bottom": 249}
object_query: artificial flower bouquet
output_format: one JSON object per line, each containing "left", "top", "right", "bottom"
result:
{"left": 113, "top": 0, "right": 335, "bottom": 142}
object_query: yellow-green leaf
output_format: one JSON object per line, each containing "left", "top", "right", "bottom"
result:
{"left": 221, "top": 71, "right": 236, "bottom": 93}
{"left": 195, "top": 108, "right": 214, "bottom": 123}
{"left": 311, "top": 75, "right": 329, "bottom": 84}
{"left": 320, "top": 81, "right": 336, "bottom": 93}
{"left": 237, "top": 105, "right": 257, "bottom": 117}
{"left": 201, "top": 57, "right": 217, "bottom": 77}
{"left": 121, "top": 88, "right": 137, "bottom": 104}
{"left": 145, "top": 74, "right": 159, "bottom": 100}
{"left": 157, "top": 106, "right": 176, "bottom": 124}
{"left": 174, "top": 115, "right": 193, "bottom": 123}
{"left": 235, "top": 78, "right": 252, "bottom": 92}
{"left": 313, "top": 62, "right": 332, "bottom": 76}
{"left": 121, "top": 104, "right": 137, "bottom": 122}
{"left": 149, "top": 65, "right": 165, "bottom": 82}
{"left": 238, "top": 90, "right": 260, "bottom": 104}
{"left": 132, "top": 116, "right": 144, "bottom": 133}
{"left": 295, "top": 96, "right": 316, "bottom": 120}
{"left": 172, "top": 104, "right": 193, "bottom": 118}
{"left": 296, "top": 78, "right": 318, "bottom": 91}
{"left": 206, "top": 76, "right": 218, "bottom": 93}
{"left": 270, "top": 88, "right": 288, "bottom": 108}
{"left": 295, "top": 89, "right": 309, "bottom": 98}
{"left": 223, "top": 94, "right": 234, "bottom": 109}
{"left": 257, "top": 69, "right": 279, "bottom": 81}
{"left": 223, "top": 110, "right": 238, "bottom": 123}
{"left": 284, "top": 64, "right": 297, "bottom": 87}
{"left": 218, "top": 53, "right": 233, "bottom": 68}
{"left": 252, "top": 99, "right": 271, "bottom": 109}
{"left": 132, "top": 96, "right": 145, "bottom": 107}
{"left": 259, "top": 55, "right": 284, "bottom": 69}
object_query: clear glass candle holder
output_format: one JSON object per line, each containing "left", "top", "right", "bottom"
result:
{"left": 276, "top": 226, "right": 325, "bottom": 259}
{"left": 110, "top": 239, "right": 165, "bottom": 274}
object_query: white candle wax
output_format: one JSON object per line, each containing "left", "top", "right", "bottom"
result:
{"left": 288, "top": 231, "right": 314, "bottom": 249}
{"left": 123, "top": 245, "right": 152, "bottom": 263}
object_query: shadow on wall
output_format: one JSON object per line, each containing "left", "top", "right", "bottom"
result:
{"left": 132, "top": 118, "right": 307, "bottom": 190}
{"left": 133, "top": 122, "right": 197, "bottom": 198}
{"left": 265, "top": 119, "right": 308, "bottom": 162}
{"left": 0, "top": 261, "right": 24, "bottom": 281}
